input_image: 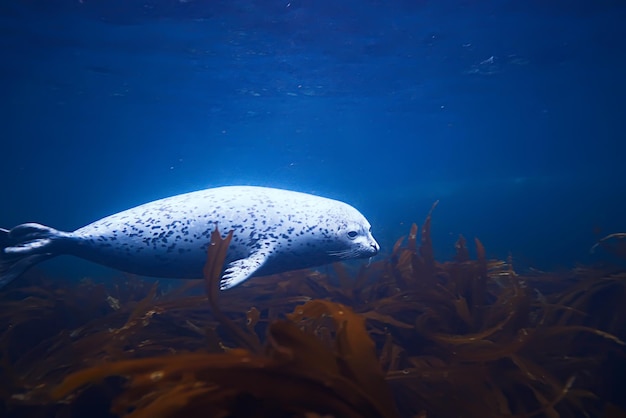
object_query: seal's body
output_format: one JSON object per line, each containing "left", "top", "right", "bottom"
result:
{"left": 0, "top": 186, "right": 379, "bottom": 290}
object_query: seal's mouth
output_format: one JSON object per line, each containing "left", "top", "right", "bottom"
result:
{"left": 328, "top": 243, "right": 378, "bottom": 260}
{"left": 356, "top": 241, "right": 379, "bottom": 259}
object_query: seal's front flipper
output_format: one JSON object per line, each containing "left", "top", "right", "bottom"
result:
{"left": 0, "top": 223, "right": 69, "bottom": 289}
{"left": 220, "top": 251, "right": 269, "bottom": 290}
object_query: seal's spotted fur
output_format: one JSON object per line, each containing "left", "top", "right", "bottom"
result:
{"left": 0, "top": 186, "right": 379, "bottom": 290}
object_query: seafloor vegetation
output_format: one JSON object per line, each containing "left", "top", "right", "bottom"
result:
{"left": 1, "top": 209, "right": 625, "bottom": 418}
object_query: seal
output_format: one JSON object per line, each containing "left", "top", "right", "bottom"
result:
{"left": 0, "top": 186, "right": 379, "bottom": 290}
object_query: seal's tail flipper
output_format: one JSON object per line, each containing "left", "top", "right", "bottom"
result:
{"left": 0, "top": 223, "right": 66, "bottom": 289}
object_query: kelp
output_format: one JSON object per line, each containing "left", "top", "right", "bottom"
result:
{"left": 1, "top": 214, "right": 625, "bottom": 418}
{"left": 50, "top": 321, "right": 396, "bottom": 418}
{"left": 46, "top": 227, "right": 398, "bottom": 418}
{"left": 591, "top": 233, "right": 626, "bottom": 260}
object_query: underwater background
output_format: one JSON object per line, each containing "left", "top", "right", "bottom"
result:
{"left": 2, "top": 1, "right": 626, "bottom": 418}
{"left": 2, "top": 0, "right": 626, "bottom": 276}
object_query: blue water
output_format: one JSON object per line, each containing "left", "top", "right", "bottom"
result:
{"left": 2, "top": 0, "right": 626, "bottom": 279}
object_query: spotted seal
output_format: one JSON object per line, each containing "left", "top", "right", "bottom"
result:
{"left": 0, "top": 186, "right": 379, "bottom": 290}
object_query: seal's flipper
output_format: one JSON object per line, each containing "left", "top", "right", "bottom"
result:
{"left": 220, "top": 251, "right": 269, "bottom": 290}
{"left": 0, "top": 228, "right": 9, "bottom": 247}
{"left": 0, "top": 253, "right": 54, "bottom": 288}
{"left": 0, "top": 223, "right": 68, "bottom": 289}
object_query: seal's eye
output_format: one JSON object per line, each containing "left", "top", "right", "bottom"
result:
{"left": 347, "top": 231, "right": 358, "bottom": 239}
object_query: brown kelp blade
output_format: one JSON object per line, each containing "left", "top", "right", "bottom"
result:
{"left": 287, "top": 300, "right": 398, "bottom": 417}
{"left": 202, "top": 225, "right": 260, "bottom": 352}
{"left": 202, "top": 225, "right": 233, "bottom": 304}
{"left": 591, "top": 232, "right": 626, "bottom": 259}
{"left": 51, "top": 310, "right": 398, "bottom": 417}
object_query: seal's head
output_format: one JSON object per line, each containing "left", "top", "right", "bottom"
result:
{"left": 323, "top": 203, "right": 379, "bottom": 260}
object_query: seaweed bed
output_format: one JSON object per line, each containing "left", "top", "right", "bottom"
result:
{"left": 1, "top": 210, "right": 626, "bottom": 418}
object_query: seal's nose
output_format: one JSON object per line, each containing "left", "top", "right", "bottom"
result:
{"left": 371, "top": 241, "right": 380, "bottom": 254}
